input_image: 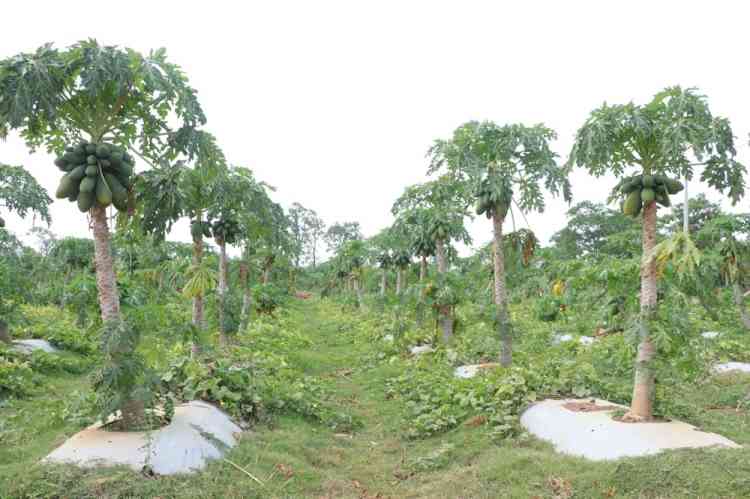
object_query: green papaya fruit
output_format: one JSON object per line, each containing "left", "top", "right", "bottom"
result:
{"left": 75, "top": 144, "right": 87, "bottom": 155}
{"left": 642, "top": 175, "right": 654, "bottom": 188}
{"left": 85, "top": 144, "right": 97, "bottom": 155}
{"left": 202, "top": 223, "right": 211, "bottom": 237}
{"left": 100, "top": 159, "right": 111, "bottom": 169}
{"left": 653, "top": 174, "right": 668, "bottom": 186}
{"left": 103, "top": 173, "right": 126, "bottom": 195}
{"left": 623, "top": 190, "right": 642, "bottom": 217}
{"left": 69, "top": 165, "right": 86, "bottom": 182}
{"left": 54, "top": 157, "right": 67, "bottom": 170}
{"left": 77, "top": 191, "right": 95, "bottom": 212}
{"left": 65, "top": 146, "right": 75, "bottom": 153}
{"left": 0, "top": 216, "right": 5, "bottom": 228}
{"left": 665, "top": 178, "right": 684, "bottom": 194}
{"left": 641, "top": 188, "right": 655, "bottom": 203}
{"left": 55, "top": 175, "right": 76, "bottom": 199}
{"left": 475, "top": 201, "right": 486, "bottom": 215}
{"left": 79, "top": 176, "right": 97, "bottom": 194}
{"left": 95, "top": 176, "right": 113, "bottom": 207}
{"left": 95, "top": 144, "right": 110, "bottom": 158}
{"left": 112, "top": 191, "right": 128, "bottom": 211}
{"left": 86, "top": 155, "right": 97, "bottom": 166}
{"left": 109, "top": 153, "right": 123, "bottom": 168}
{"left": 85, "top": 164, "right": 98, "bottom": 177}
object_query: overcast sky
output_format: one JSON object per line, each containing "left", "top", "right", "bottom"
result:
{"left": 2, "top": 1, "right": 749, "bottom": 257}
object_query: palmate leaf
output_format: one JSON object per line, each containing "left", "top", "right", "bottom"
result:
{"left": 0, "top": 163, "right": 52, "bottom": 224}
{"left": 0, "top": 40, "right": 210, "bottom": 164}
{"left": 569, "top": 86, "right": 745, "bottom": 206}
{"left": 651, "top": 231, "right": 701, "bottom": 279}
{"left": 182, "top": 262, "right": 216, "bottom": 298}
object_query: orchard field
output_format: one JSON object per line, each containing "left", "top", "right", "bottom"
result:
{"left": 2, "top": 40, "right": 750, "bottom": 499}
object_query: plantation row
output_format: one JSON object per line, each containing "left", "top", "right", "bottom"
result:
{"left": 1, "top": 39, "right": 750, "bottom": 496}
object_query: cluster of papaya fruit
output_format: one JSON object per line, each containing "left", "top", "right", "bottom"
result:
{"left": 190, "top": 220, "right": 212, "bottom": 240}
{"left": 212, "top": 219, "right": 241, "bottom": 244}
{"left": 620, "top": 174, "right": 683, "bottom": 217}
{"left": 54, "top": 142, "right": 133, "bottom": 212}
{"left": 475, "top": 178, "right": 512, "bottom": 219}
{"left": 0, "top": 216, "right": 5, "bottom": 228}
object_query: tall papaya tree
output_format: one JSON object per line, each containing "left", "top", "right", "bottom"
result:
{"left": 697, "top": 214, "right": 750, "bottom": 330}
{"left": 0, "top": 41, "right": 208, "bottom": 327}
{"left": 568, "top": 86, "right": 745, "bottom": 421}
{"left": 234, "top": 168, "right": 274, "bottom": 327}
{"left": 138, "top": 144, "right": 226, "bottom": 334}
{"left": 392, "top": 176, "right": 470, "bottom": 341}
{"left": 210, "top": 166, "right": 268, "bottom": 339}
{"left": 0, "top": 41, "right": 210, "bottom": 427}
{"left": 0, "top": 162, "right": 51, "bottom": 342}
{"left": 429, "top": 121, "right": 570, "bottom": 366}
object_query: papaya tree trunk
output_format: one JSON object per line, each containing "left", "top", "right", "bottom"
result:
{"left": 354, "top": 273, "right": 364, "bottom": 309}
{"left": 91, "top": 205, "right": 120, "bottom": 322}
{"left": 91, "top": 205, "right": 145, "bottom": 428}
{"left": 217, "top": 236, "right": 228, "bottom": 345}
{"left": 435, "top": 238, "right": 453, "bottom": 343}
{"left": 420, "top": 255, "right": 427, "bottom": 282}
{"left": 492, "top": 212, "right": 512, "bottom": 367}
{"left": 732, "top": 281, "right": 750, "bottom": 330}
{"left": 380, "top": 269, "right": 387, "bottom": 297}
{"left": 396, "top": 269, "right": 402, "bottom": 295}
{"left": 627, "top": 200, "right": 658, "bottom": 421}
{"left": 239, "top": 261, "right": 252, "bottom": 329}
{"left": 191, "top": 234, "right": 204, "bottom": 356}
{"left": 262, "top": 265, "right": 270, "bottom": 285}
{"left": 0, "top": 320, "right": 10, "bottom": 344}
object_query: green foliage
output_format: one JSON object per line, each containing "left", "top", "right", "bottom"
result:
{"left": 429, "top": 120, "right": 571, "bottom": 217}
{"left": 14, "top": 305, "right": 96, "bottom": 355}
{"left": 90, "top": 319, "right": 160, "bottom": 425}
{"left": 568, "top": 86, "right": 745, "bottom": 204}
{"left": 0, "top": 355, "right": 37, "bottom": 397}
{"left": 253, "top": 283, "right": 287, "bottom": 316}
{"left": 0, "top": 40, "right": 208, "bottom": 160}
{"left": 0, "top": 163, "right": 52, "bottom": 224}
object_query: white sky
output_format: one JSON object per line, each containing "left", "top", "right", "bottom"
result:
{"left": 2, "top": 0, "right": 749, "bottom": 257}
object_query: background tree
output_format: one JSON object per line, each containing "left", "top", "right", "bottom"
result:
{"left": 0, "top": 162, "right": 51, "bottom": 342}
{"left": 303, "top": 209, "right": 326, "bottom": 268}
{"left": 429, "top": 121, "right": 570, "bottom": 366}
{"left": 697, "top": 214, "right": 750, "bottom": 330}
{"left": 392, "top": 176, "right": 470, "bottom": 342}
{"left": 324, "top": 221, "right": 363, "bottom": 255}
{"left": 0, "top": 163, "right": 52, "bottom": 229}
{"left": 551, "top": 201, "right": 639, "bottom": 259}
{"left": 660, "top": 193, "right": 722, "bottom": 236}
{"left": 568, "top": 86, "right": 745, "bottom": 421}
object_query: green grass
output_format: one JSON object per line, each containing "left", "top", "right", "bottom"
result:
{"left": 2, "top": 298, "right": 750, "bottom": 498}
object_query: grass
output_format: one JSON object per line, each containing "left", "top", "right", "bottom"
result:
{"left": 1, "top": 298, "right": 750, "bottom": 498}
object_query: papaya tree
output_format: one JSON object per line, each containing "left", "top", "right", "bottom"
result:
{"left": 568, "top": 86, "right": 745, "bottom": 421}
{"left": 210, "top": 166, "right": 269, "bottom": 338}
{"left": 138, "top": 143, "right": 226, "bottom": 334}
{"left": 0, "top": 41, "right": 208, "bottom": 325}
{"left": 0, "top": 41, "right": 211, "bottom": 427}
{"left": 392, "top": 176, "right": 470, "bottom": 342}
{"left": 697, "top": 214, "right": 750, "bottom": 330}
{"left": 233, "top": 169, "right": 275, "bottom": 327}
{"left": 429, "top": 121, "right": 570, "bottom": 365}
